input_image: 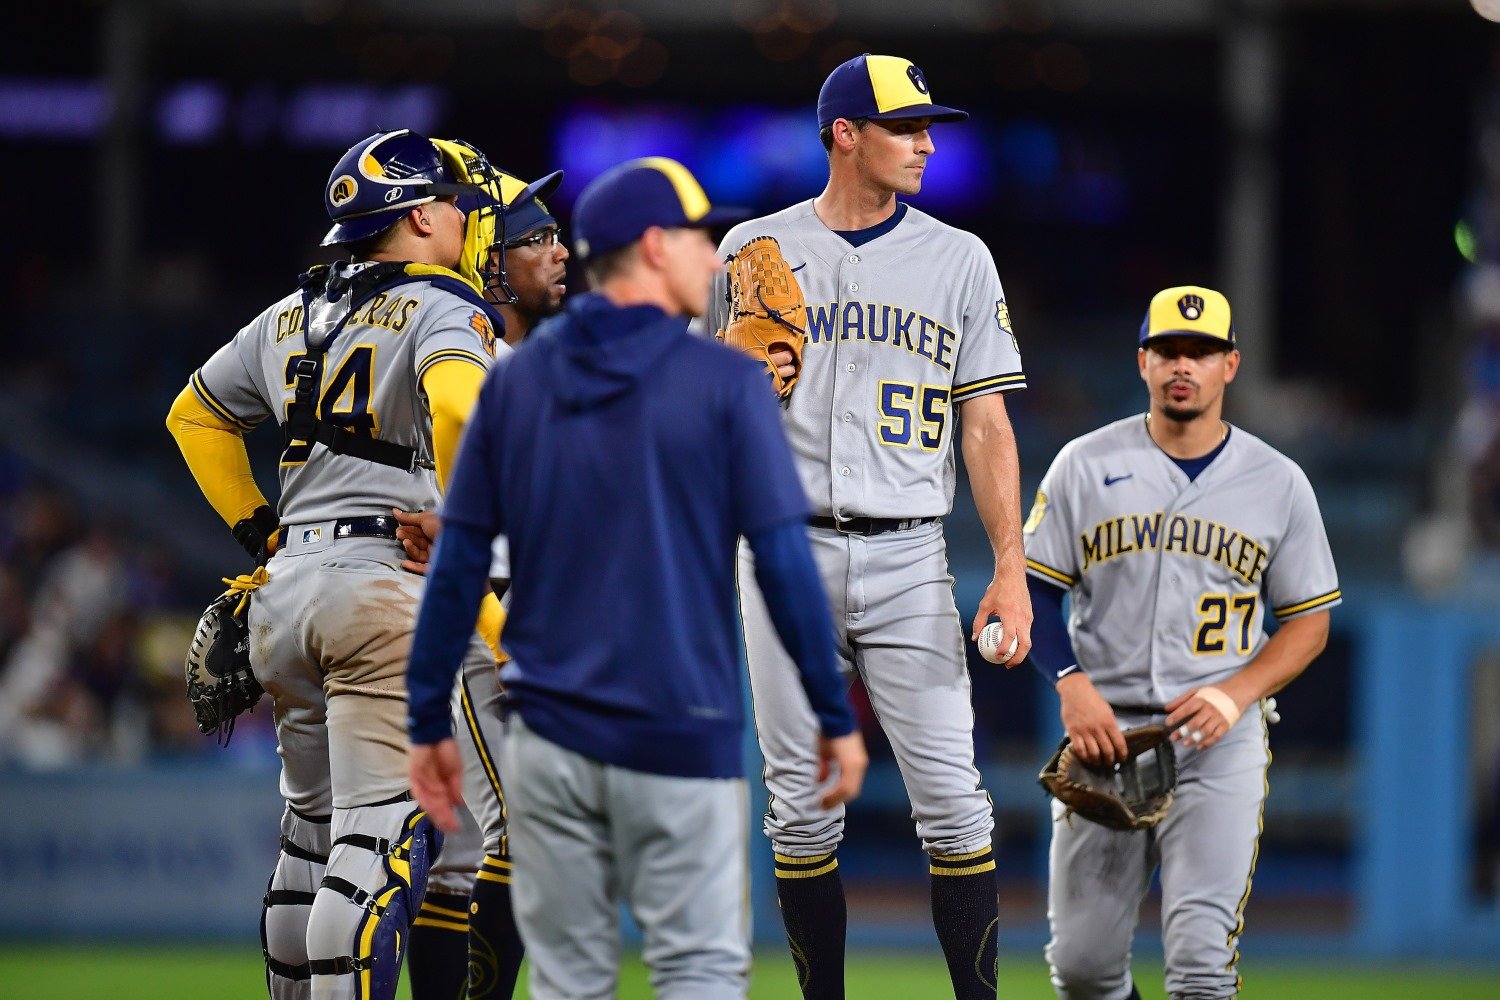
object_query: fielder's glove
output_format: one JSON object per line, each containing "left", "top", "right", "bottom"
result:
{"left": 1038, "top": 724, "right": 1177, "bottom": 831}
{"left": 718, "top": 236, "right": 807, "bottom": 399}
{"left": 184, "top": 567, "right": 268, "bottom": 745}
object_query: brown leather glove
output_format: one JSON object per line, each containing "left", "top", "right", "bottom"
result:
{"left": 1038, "top": 723, "right": 1177, "bottom": 830}
{"left": 718, "top": 235, "right": 807, "bottom": 399}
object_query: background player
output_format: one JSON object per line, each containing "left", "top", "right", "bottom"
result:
{"left": 1022, "top": 286, "right": 1341, "bottom": 998}
{"left": 404, "top": 157, "right": 867, "bottom": 1000}
{"left": 165, "top": 129, "right": 506, "bottom": 1000}
{"left": 703, "top": 54, "right": 1031, "bottom": 999}
{"left": 408, "top": 161, "right": 567, "bottom": 1000}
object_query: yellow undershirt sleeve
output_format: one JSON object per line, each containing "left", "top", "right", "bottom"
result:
{"left": 421, "top": 358, "right": 487, "bottom": 492}
{"left": 476, "top": 591, "right": 510, "bottom": 665}
{"left": 165, "top": 385, "right": 271, "bottom": 529}
{"left": 420, "top": 357, "right": 503, "bottom": 660}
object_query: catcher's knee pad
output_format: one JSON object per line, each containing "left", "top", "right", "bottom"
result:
{"left": 262, "top": 806, "right": 332, "bottom": 999}
{"left": 307, "top": 797, "right": 443, "bottom": 1000}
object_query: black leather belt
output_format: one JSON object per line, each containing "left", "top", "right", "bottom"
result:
{"left": 277, "top": 515, "right": 400, "bottom": 548}
{"left": 1110, "top": 704, "right": 1168, "bottom": 717}
{"left": 808, "top": 515, "right": 937, "bottom": 536}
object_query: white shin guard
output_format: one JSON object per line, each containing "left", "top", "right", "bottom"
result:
{"left": 262, "top": 806, "right": 332, "bottom": 1000}
{"left": 305, "top": 796, "right": 441, "bottom": 1000}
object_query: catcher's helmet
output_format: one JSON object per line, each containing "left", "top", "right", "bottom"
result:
{"left": 321, "top": 129, "right": 481, "bottom": 246}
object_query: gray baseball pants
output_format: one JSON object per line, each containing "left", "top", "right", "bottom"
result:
{"left": 503, "top": 716, "right": 751, "bottom": 1000}
{"left": 1046, "top": 707, "right": 1270, "bottom": 999}
{"left": 738, "top": 520, "right": 995, "bottom": 860}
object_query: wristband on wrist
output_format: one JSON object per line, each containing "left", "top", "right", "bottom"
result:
{"left": 1197, "top": 685, "right": 1241, "bottom": 727}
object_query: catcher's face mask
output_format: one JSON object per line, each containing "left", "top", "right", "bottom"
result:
{"left": 432, "top": 139, "right": 514, "bottom": 302}
{"left": 434, "top": 139, "right": 566, "bottom": 309}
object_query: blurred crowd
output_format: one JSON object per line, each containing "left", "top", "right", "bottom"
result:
{"left": 0, "top": 452, "right": 272, "bottom": 768}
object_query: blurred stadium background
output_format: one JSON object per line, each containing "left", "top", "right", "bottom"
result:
{"left": 3, "top": 0, "right": 1500, "bottom": 995}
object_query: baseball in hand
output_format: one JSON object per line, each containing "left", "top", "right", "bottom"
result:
{"left": 978, "top": 621, "right": 1018, "bottom": 664}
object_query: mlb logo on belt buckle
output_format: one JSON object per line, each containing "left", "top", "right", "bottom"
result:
{"left": 302, "top": 526, "right": 322, "bottom": 544}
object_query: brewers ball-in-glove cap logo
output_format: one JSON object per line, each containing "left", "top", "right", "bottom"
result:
{"left": 329, "top": 175, "right": 359, "bottom": 208}
{"left": 817, "top": 53, "right": 968, "bottom": 128}
{"left": 1139, "top": 284, "right": 1236, "bottom": 349}
{"left": 320, "top": 129, "right": 492, "bottom": 247}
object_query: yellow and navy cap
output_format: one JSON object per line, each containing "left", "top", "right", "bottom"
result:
{"left": 1140, "top": 285, "right": 1236, "bottom": 349}
{"left": 817, "top": 54, "right": 968, "bottom": 129}
{"left": 572, "top": 157, "right": 747, "bottom": 260}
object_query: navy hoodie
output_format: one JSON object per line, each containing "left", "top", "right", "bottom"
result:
{"left": 407, "top": 292, "right": 852, "bottom": 778}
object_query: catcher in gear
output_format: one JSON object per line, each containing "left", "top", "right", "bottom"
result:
{"left": 166, "top": 129, "right": 511, "bottom": 1000}
{"left": 718, "top": 235, "right": 807, "bottom": 398}
{"left": 1022, "top": 286, "right": 1340, "bottom": 999}
{"left": 1038, "top": 723, "right": 1176, "bottom": 831}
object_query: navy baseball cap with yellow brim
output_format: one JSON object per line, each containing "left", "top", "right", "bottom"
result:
{"left": 1139, "top": 285, "right": 1236, "bottom": 349}
{"left": 572, "top": 157, "right": 747, "bottom": 260}
{"left": 817, "top": 54, "right": 968, "bottom": 129}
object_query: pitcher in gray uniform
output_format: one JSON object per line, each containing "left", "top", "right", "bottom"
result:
{"left": 166, "top": 129, "right": 508, "bottom": 1000}
{"left": 1022, "top": 286, "right": 1341, "bottom": 999}
{"left": 703, "top": 54, "right": 1032, "bottom": 999}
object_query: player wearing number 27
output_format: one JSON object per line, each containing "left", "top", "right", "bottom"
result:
{"left": 703, "top": 54, "right": 1031, "bottom": 999}
{"left": 1023, "top": 286, "right": 1341, "bottom": 999}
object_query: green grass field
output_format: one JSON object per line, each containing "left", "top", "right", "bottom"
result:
{"left": 3, "top": 946, "right": 1498, "bottom": 999}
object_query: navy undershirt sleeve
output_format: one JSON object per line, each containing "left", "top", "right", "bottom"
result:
{"left": 1027, "top": 573, "right": 1081, "bottom": 687}
{"left": 746, "top": 517, "right": 856, "bottom": 738}
{"left": 407, "top": 521, "right": 494, "bottom": 745}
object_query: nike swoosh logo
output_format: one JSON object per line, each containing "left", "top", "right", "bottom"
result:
{"left": 790, "top": 263, "right": 807, "bottom": 273}
{"left": 1103, "top": 474, "right": 1133, "bottom": 486}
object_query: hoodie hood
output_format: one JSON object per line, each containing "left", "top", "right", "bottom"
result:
{"left": 540, "top": 292, "right": 687, "bottom": 411}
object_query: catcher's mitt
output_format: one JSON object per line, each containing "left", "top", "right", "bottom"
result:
{"left": 719, "top": 235, "right": 806, "bottom": 399}
{"left": 1038, "top": 724, "right": 1177, "bottom": 831}
{"left": 184, "top": 568, "right": 267, "bottom": 745}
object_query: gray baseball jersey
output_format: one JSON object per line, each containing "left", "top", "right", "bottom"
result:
{"left": 706, "top": 201, "right": 1025, "bottom": 519}
{"left": 1024, "top": 414, "right": 1339, "bottom": 997}
{"left": 714, "top": 202, "right": 1024, "bottom": 896}
{"left": 191, "top": 262, "right": 496, "bottom": 525}
{"left": 1023, "top": 415, "right": 1341, "bottom": 704}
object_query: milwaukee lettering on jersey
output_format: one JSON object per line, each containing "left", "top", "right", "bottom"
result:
{"left": 805, "top": 301, "right": 958, "bottom": 370}
{"left": 1078, "top": 512, "right": 1270, "bottom": 584}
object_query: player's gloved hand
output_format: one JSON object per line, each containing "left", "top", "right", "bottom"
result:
{"left": 232, "top": 505, "right": 280, "bottom": 564}
{"left": 1165, "top": 684, "right": 1244, "bottom": 752}
{"left": 409, "top": 737, "right": 466, "bottom": 833}
{"left": 1057, "top": 672, "right": 1129, "bottom": 766}
{"left": 972, "top": 569, "right": 1033, "bottom": 668}
{"left": 816, "top": 731, "right": 869, "bottom": 809}
{"left": 719, "top": 235, "right": 807, "bottom": 399}
{"left": 393, "top": 507, "right": 441, "bottom": 575}
{"left": 769, "top": 345, "right": 798, "bottom": 386}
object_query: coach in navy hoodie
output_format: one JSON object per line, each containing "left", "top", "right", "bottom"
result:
{"left": 405, "top": 157, "right": 866, "bottom": 1000}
